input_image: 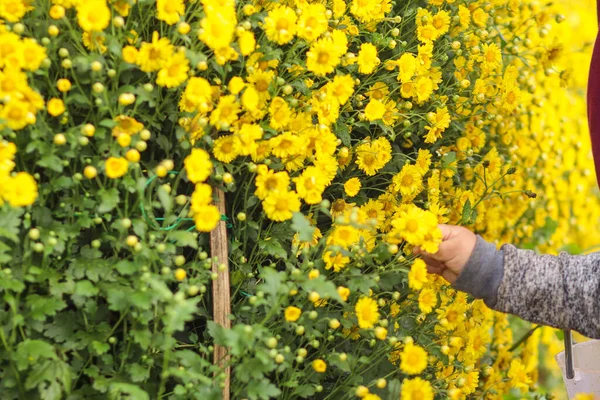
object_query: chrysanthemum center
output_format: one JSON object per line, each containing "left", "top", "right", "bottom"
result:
{"left": 265, "top": 177, "right": 279, "bottom": 190}
{"left": 256, "top": 80, "right": 269, "bottom": 92}
{"left": 87, "top": 12, "right": 100, "bottom": 23}
{"left": 279, "top": 138, "right": 293, "bottom": 149}
{"left": 402, "top": 174, "right": 414, "bottom": 186}
{"left": 164, "top": 2, "right": 178, "bottom": 12}
{"left": 406, "top": 219, "right": 419, "bottom": 233}
{"left": 221, "top": 141, "right": 233, "bottom": 153}
{"left": 276, "top": 198, "right": 289, "bottom": 211}
{"left": 317, "top": 51, "right": 330, "bottom": 65}
{"left": 362, "top": 153, "right": 375, "bottom": 166}
{"left": 276, "top": 19, "right": 289, "bottom": 31}
{"left": 149, "top": 47, "right": 161, "bottom": 60}
{"left": 8, "top": 107, "right": 24, "bottom": 120}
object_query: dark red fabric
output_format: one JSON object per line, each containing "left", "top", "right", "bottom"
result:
{"left": 588, "top": 31, "right": 600, "bottom": 187}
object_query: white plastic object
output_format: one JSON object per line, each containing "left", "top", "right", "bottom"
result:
{"left": 556, "top": 338, "right": 600, "bottom": 398}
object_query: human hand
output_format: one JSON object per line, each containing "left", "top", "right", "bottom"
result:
{"left": 413, "top": 224, "right": 477, "bottom": 284}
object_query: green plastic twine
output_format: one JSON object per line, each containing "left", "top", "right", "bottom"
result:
{"left": 220, "top": 214, "right": 233, "bottom": 228}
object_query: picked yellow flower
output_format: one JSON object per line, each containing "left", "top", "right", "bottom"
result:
{"left": 408, "top": 259, "right": 428, "bottom": 291}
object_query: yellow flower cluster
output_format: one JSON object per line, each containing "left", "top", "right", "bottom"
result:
{"left": 0, "top": 23, "right": 41, "bottom": 207}
{"left": 0, "top": 141, "right": 37, "bottom": 207}
{"left": 2, "top": 0, "right": 597, "bottom": 397}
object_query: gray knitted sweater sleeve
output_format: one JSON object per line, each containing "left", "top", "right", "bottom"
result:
{"left": 452, "top": 235, "right": 600, "bottom": 339}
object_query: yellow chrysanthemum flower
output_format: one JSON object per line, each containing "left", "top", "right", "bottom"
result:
{"left": 400, "top": 342, "right": 428, "bottom": 375}
{"left": 284, "top": 306, "right": 302, "bottom": 322}
{"left": 156, "top": 0, "right": 184, "bottom": 25}
{"left": 2, "top": 172, "right": 37, "bottom": 207}
{"left": 184, "top": 148, "right": 213, "bottom": 184}
{"left": 264, "top": 5, "right": 297, "bottom": 45}
{"left": 76, "top": 0, "right": 110, "bottom": 32}
{"left": 400, "top": 377, "right": 433, "bottom": 400}
{"left": 262, "top": 190, "right": 300, "bottom": 222}
{"left": 105, "top": 157, "right": 129, "bottom": 179}
{"left": 355, "top": 297, "right": 379, "bottom": 329}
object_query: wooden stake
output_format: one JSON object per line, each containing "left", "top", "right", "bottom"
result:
{"left": 210, "top": 188, "right": 231, "bottom": 400}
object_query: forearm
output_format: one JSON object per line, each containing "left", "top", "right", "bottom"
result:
{"left": 453, "top": 236, "right": 600, "bottom": 339}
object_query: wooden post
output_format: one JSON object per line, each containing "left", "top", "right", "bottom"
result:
{"left": 210, "top": 188, "right": 231, "bottom": 400}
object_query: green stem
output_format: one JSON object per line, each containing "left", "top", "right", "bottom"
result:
{"left": 509, "top": 325, "right": 541, "bottom": 352}
{"left": 0, "top": 328, "right": 25, "bottom": 399}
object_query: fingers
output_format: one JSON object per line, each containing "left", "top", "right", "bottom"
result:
{"left": 441, "top": 268, "right": 458, "bottom": 284}
{"left": 426, "top": 264, "right": 444, "bottom": 275}
{"left": 438, "top": 224, "right": 455, "bottom": 241}
{"left": 421, "top": 254, "right": 444, "bottom": 269}
{"left": 418, "top": 240, "right": 455, "bottom": 262}
{"left": 421, "top": 254, "right": 446, "bottom": 275}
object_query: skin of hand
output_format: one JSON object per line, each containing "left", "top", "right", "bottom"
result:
{"left": 413, "top": 224, "right": 477, "bottom": 284}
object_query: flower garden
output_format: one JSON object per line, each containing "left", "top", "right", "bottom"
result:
{"left": 0, "top": 0, "right": 598, "bottom": 398}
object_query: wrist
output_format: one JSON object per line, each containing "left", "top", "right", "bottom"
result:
{"left": 452, "top": 235, "right": 505, "bottom": 307}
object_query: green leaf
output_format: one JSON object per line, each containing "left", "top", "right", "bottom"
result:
{"left": 258, "top": 238, "right": 287, "bottom": 259}
{"left": 167, "top": 231, "right": 198, "bottom": 248}
{"left": 236, "top": 357, "right": 269, "bottom": 383}
{"left": 163, "top": 298, "right": 198, "bottom": 333}
{"left": 25, "top": 360, "right": 65, "bottom": 391}
{"left": 15, "top": 340, "right": 57, "bottom": 370}
{"left": 26, "top": 295, "right": 67, "bottom": 321}
{"left": 114, "top": 260, "right": 139, "bottom": 275}
{"left": 129, "top": 291, "right": 153, "bottom": 310}
{"left": 441, "top": 151, "right": 456, "bottom": 169}
{"left": 40, "top": 381, "right": 62, "bottom": 400}
{"left": 52, "top": 176, "right": 73, "bottom": 189}
{"left": 99, "top": 118, "right": 117, "bottom": 128}
{"left": 98, "top": 188, "right": 120, "bottom": 213}
{"left": 131, "top": 329, "right": 152, "bottom": 350}
{"left": 246, "top": 378, "right": 281, "bottom": 400}
{"left": 336, "top": 123, "right": 351, "bottom": 147}
{"left": 388, "top": 379, "right": 401, "bottom": 398}
{"left": 257, "top": 267, "right": 284, "bottom": 299}
{"left": 38, "top": 155, "right": 63, "bottom": 173}
{"left": 109, "top": 383, "right": 149, "bottom": 400}
{"left": 207, "top": 321, "right": 227, "bottom": 345}
{"left": 302, "top": 278, "right": 342, "bottom": 303}
{"left": 106, "top": 286, "right": 130, "bottom": 311}
{"left": 128, "top": 363, "right": 150, "bottom": 382}
{"left": 132, "top": 219, "right": 147, "bottom": 238}
{"left": 91, "top": 340, "right": 110, "bottom": 355}
{"left": 327, "top": 355, "right": 350, "bottom": 373}
{"left": 68, "top": 93, "right": 90, "bottom": 106}
{"left": 107, "top": 37, "right": 124, "bottom": 56}
{"left": 460, "top": 199, "right": 477, "bottom": 225}
{"left": 292, "top": 385, "right": 316, "bottom": 397}
{"left": 291, "top": 212, "right": 316, "bottom": 243}
{"left": 157, "top": 185, "right": 173, "bottom": 214}
{"left": 0, "top": 207, "right": 23, "bottom": 242}
{"left": 43, "top": 313, "right": 76, "bottom": 343}
{"left": 74, "top": 280, "right": 99, "bottom": 297}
